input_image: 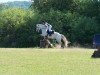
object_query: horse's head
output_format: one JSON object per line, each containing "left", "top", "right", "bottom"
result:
{"left": 36, "top": 24, "right": 48, "bottom": 36}
{"left": 36, "top": 24, "right": 41, "bottom": 32}
{"left": 36, "top": 24, "right": 46, "bottom": 31}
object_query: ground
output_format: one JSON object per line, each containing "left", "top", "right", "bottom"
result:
{"left": 0, "top": 48, "right": 100, "bottom": 75}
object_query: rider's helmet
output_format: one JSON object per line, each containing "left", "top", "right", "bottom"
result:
{"left": 41, "top": 19, "right": 46, "bottom": 25}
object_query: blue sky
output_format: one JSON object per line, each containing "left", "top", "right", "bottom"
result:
{"left": 0, "top": 0, "right": 31, "bottom": 3}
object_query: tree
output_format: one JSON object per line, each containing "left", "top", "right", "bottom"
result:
{"left": 0, "top": 8, "right": 39, "bottom": 47}
{"left": 32, "top": 0, "right": 77, "bottom": 13}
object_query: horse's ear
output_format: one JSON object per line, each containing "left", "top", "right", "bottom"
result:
{"left": 36, "top": 24, "right": 38, "bottom": 26}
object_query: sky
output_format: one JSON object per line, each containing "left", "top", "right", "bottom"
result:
{"left": 0, "top": 0, "right": 31, "bottom": 3}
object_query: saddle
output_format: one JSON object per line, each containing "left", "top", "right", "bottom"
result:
{"left": 47, "top": 30, "right": 54, "bottom": 36}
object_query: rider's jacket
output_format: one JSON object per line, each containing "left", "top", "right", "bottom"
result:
{"left": 44, "top": 22, "right": 52, "bottom": 31}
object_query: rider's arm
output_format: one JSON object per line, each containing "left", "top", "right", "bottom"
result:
{"left": 48, "top": 25, "right": 52, "bottom": 31}
{"left": 44, "top": 23, "right": 48, "bottom": 30}
{"left": 45, "top": 22, "right": 52, "bottom": 31}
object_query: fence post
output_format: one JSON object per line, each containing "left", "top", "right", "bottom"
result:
{"left": 40, "top": 40, "right": 45, "bottom": 48}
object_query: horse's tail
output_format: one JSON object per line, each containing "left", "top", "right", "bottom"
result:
{"left": 61, "top": 34, "right": 69, "bottom": 47}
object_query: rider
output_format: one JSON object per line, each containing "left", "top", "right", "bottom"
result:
{"left": 41, "top": 20, "right": 54, "bottom": 36}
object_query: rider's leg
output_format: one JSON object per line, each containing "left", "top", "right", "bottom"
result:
{"left": 47, "top": 30, "right": 50, "bottom": 35}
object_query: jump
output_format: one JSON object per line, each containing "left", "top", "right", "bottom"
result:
{"left": 36, "top": 23, "right": 69, "bottom": 48}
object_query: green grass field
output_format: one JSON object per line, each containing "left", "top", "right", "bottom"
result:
{"left": 0, "top": 48, "right": 100, "bottom": 75}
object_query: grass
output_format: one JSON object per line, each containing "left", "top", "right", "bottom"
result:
{"left": 0, "top": 48, "right": 100, "bottom": 75}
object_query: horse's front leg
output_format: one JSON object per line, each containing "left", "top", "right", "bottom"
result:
{"left": 56, "top": 40, "right": 65, "bottom": 48}
{"left": 55, "top": 41, "right": 62, "bottom": 48}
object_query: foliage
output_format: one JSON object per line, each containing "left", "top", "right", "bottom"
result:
{"left": 71, "top": 16, "right": 99, "bottom": 45}
{"left": 0, "top": 8, "right": 40, "bottom": 47}
{"left": 31, "top": 0, "right": 100, "bottom": 47}
{"left": 32, "top": 0, "right": 77, "bottom": 13}
{"left": 0, "top": 4, "right": 8, "bottom": 11}
{"left": 0, "top": 0, "right": 100, "bottom": 47}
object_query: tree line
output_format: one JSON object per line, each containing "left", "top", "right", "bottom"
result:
{"left": 0, "top": 0, "right": 100, "bottom": 47}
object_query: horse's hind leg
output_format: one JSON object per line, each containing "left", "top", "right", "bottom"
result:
{"left": 61, "top": 35, "right": 69, "bottom": 48}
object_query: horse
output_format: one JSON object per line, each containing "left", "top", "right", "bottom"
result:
{"left": 36, "top": 24, "right": 69, "bottom": 48}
